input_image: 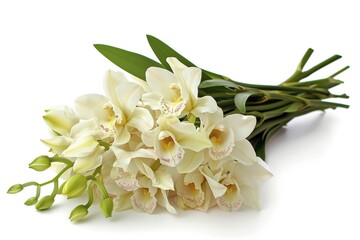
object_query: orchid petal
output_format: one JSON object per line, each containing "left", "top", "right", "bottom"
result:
{"left": 239, "top": 185, "right": 261, "bottom": 209}
{"left": 73, "top": 147, "right": 103, "bottom": 173}
{"left": 141, "top": 127, "right": 159, "bottom": 147}
{"left": 131, "top": 188, "right": 157, "bottom": 214}
{"left": 156, "top": 189, "right": 177, "bottom": 214}
{"left": 114, "top": 193, "right": 133, "bottom": 211}
{"left": 103, "top": 70, "right": 128, "bottom": 105}
{"left": 74, "top": 94, "right": 108, "bottom": 120}
{"left": 166, "top": 57, "right": 187, "bottom": 72}
{"left": 115, "top": 82, "right": 142, "bottom": 118}
{"left": 230, "top": 139, "right": 257, "bottom": 165}
{"left": 43, "top": 106, "right": 78, "bottom": 135}
{"left": 177, "top": 150, "right": 205, "bottom": 174}
{"left": 232, "top": 158, "right": 273, "bottom": 187}
{"left": 146, "top": 67, "right": 176, "bottom": 96}
{"left": 221, "top": 114, "right": 256, "bottom": 140}
{"left": 200, "top": 108, "right": 223, "bottom": 135}
{"left": 112, "top": 167, "right": 139, "bottom": 191}
{"left": 176, "top": 175, "right": 205, "bottom": 209}
{"left": 41, "top": 136, "right": 72, "bottom": 154}
{"left": 181, "top": 67, "right": 202, "bottom": 100}
{"left": 126, "top": 107, "right": 154, "bottom": 132}
{"left": 113, "top": 126, "right": 131, "bottom": 146}
{"left": 142, "top": 92, "right": 162, "bottom": 110}
{"left": 154, "top": 130, "right": 184, "bottom": 167}
{"left": 209, "top": 127, "right": 235, "bottom": 160}
{"left": 153, "top": 171, "right": 174, "bottom": 191}
{"left": 111, "top": 147, "right": 156, "bottom": 171}
{"left": 216, "top": 183, "right": 243, "bottom": 212}
{"left": 169, "top": 122, "right": 212, "bottom": 152}
{"left": 199, "top": 166, "right": 227, "bottom": 198}
{"left": 62, "top": 135, "right": 98, "bottom": 158}
{"left": 191, "top": 95, "right": 218, "bottom": 117}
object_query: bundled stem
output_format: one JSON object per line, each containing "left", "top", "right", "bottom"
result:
{"left": 199, "top": 49, "right": 349, "bottom": 159}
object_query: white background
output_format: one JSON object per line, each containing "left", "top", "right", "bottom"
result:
{"left": 0, "top": 0, "right": 359, "bottom": 239}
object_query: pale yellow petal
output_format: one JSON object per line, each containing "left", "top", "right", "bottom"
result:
{"left": 221, "top": 114, "right": 256, "bottom": 140}
{"left": 62, "top": 135, "right": 98, "bottom": 158}
{"left": 230, "top": 139, "right": 257, "bottom": 165}
{"left": 177, "top": 150, "right": 205, "bottom": 174}
{"left": 114, "top": 192, "right": 133, "bottom": 211}
{"left": 126, "top": 107, "right": 154, "bottom": 132}
{"left": 131, "top": 188, "right": 157, "bottom": 214}
{"left": 73, "top": 147, "right": 103, "bottom": 173}
{"left": 156, "top": 189, "right": 177, "bottom": 214}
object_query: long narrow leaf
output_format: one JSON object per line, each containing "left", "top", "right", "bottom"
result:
{"left": 146, "top": 35, "right": 226, "bottom": 80}
{"left": 94, "top": 44, "right": 163, "bottom": 80}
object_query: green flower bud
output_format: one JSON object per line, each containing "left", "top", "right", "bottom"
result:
{"left": 7, "top": 184, "right": 24, "bottom": 194}
{"left": 29, "top": 156, "right": 51, "bottom": 171}
{"left": 69, "top": 205, "right": 89, "bottom": 222}
{"left": 24, "top": 197, "right": 38, "bottom": 206}
{"left": 62, "top": 175, "right": 88, "bottom": 199}
{"left": 100, "top": 197, "right": 113, "bottom": 218}
{"left": 36, "top": 195, "right": 54, "bottom": 211}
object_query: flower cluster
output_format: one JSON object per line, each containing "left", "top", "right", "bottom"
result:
{"left": 8, "top": 35, "right": 348, "bottom": 221}
{"left": 41, "top": 58, "right": 271, "bottom": 214}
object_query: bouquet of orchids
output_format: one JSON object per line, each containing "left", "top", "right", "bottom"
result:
{"left": 8, "top": 36, "right": 349, "bottom": 221}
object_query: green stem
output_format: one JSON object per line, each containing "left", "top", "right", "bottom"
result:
{"left": 50, "top": 181, "right": 59, "bottom": 197}
{"left": 84, "top": 183, "right": 94, "bottom": 209}
{"left": 51, "top": 156, "right": 73, "bottom": 165}
{"left": 23, "top": 181, "right": 39, "bottom": 187}
{"left": 40, "top": 164, "right": 72, "bottom": 187}
{"left": 86, "top": 176, "right": 109, "bottom": 199}
{"left": 246, "top": 100, "right": 290, "bottom": 111}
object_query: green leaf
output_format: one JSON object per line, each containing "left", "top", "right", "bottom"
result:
{"left": 94, "top": 44, "right": 163, "bottom": 80}
{"left": 234, "top": 91, "right": 263, "bottom": 113}
{"left": 146, "top": 35, "right": 227, "bottom": 80}
{"left": 199, "top": 79, "right": 240, "bottom": 90}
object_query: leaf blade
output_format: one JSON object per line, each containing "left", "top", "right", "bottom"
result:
{"left": 146, "top": 35, "right": 227, "bottom": 80}
{"left": 94, "top": 44, "right": 163, "bottom": 80}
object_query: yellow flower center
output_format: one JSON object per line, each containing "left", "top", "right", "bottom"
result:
{"left": 210, "top": 128, "right": 225, "bottom": 144}
{"left": 161, "top": 136, "right": 175, "bottom": 150}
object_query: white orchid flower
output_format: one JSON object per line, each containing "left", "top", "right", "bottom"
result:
{"left": 176, "top": 171, "right": 205, "bottom": 209}
{"left": 201, "top": 108, "right": 257, "bottom": 165}
{"left": 200, "top": 158, "right": 272, "bottom": 211}
{"left": 167, "top": 57, "right": 218, "bottom": 117}
{"left": 142, "top": 115, "right": 211, "bottom": 167}
{"left": 142, "top": 58, "right": 217, "bottom": 117}
{"left": 130, "top": 176, "right": 158, "bottom": 214}
{"left": 43, "top": 105, "right": 79, "bottom": 136}
{"left": 73, "top": 70, "right": 154, "bottom": 145}
{"left": 62, "top": 135, "right": 105, "bottom": 173}
{"left": 114, "top": 173, "right": 176, "bottom": 214}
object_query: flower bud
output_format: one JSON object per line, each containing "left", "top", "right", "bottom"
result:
{"left": 100, "top": 197, "right": 113, "bottom": 218}
{"left": 7, "top": 184, "right": 24, "bottom": 194}
{"left": 29, "top": 156, "right": 51, "bottom": 171}
{"left": 36, "top": 195, "right": 54, "bottom": 211}
{"left": 62, "top": 175, "right": 88, "bottom": 199}
{"left": 69, "top": 205, "right": 89, "bottom": 222}
{"left": 24, "top": 197, "right": 38, "bottom": 206}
